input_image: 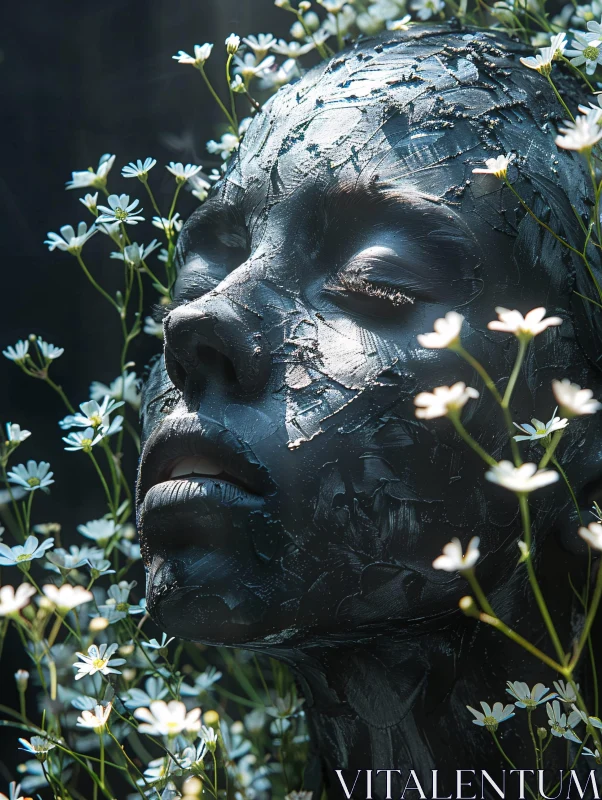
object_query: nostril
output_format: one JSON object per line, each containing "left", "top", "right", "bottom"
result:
{"left": 165, "top": 342, "right": 238, "bottom": 394}
{"left": 164, "top": 347, "right": 188, "bottom": 392}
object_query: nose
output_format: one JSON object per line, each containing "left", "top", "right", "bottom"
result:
{"left": 163, "top": 291, "right": 271, "bottom": 395}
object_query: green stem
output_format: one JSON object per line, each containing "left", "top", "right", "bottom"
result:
{"left": 538, "top": 429, "right": 564, "bottom": 469}
{"left": 502, "top": 337, "right": 528, "bottom": 408}
{"left": 464, "top": 568, "right": 496, "bottom": 616}
{"left": 569, "top": 559, "right": 602, "bottom": 670}
{"left": 448, "top": 412, "right": 497, "bottom": 467}
{"left": 75, "top": 253, "right": 120, "bottom": 311}
{"left": 552, "top": 456, "right": 582, "bottom": 523}
{"left": 199, "top": 65, "right": 236, "bottom": 130}
{"left": 546, "top": 75, "right": 575, "bottom": 122}
{"left": 479, "top": 612, "right": 567, "bottom": 674}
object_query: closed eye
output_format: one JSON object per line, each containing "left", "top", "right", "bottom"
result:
{"left": 325, "top": 272, "right": 415, "bottom": 308}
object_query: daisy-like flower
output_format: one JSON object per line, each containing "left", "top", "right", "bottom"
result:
{"left": 488, "top": 306, "right": 562, "bottom": 338}
{"left": 121, "top": 157, "right": 157, "bottom": 180}
{"left": 485, "top": 461, "right": 559, "bottom": 493}
{"left": 387, "top": 14, "right": 412, "bottom": 30}
{"left": 0, "top": 782, "right": 33, "bottom": 800}
{"left": 556, "top": 113, "right": 602, "bottom": 151}
{"left": 242, "top": 33, "right": 276, "bottom": 58}
{"left": 80, "top": 192, "right": 98, "bottom": 213}
{"left": 200, "top": 724, "right": 218, "bottom": 750}
{"left": 180, "top": 666, "right": 223, "bottom": 696}
{"left": 579, "top": 522, "right": 602, "bottom": 550}
{"left": 74, "top": 642, "right": 125, "bottom": 680}
{"left": 270, "top": 39, "right": 316, "bottom": 57}
{"left": 110, "top": 239, "right": 161, "bottom": 268}
{"left": 90, "top": 371, "right": 140, "bottom": 409}
{"left": 432, "top": 537, "right": 480, "bottom": 572}
{"left": 44, "top": 222, "right": 97, "bottom": 254}
{"left": 414, "top": 382, "right": 479, "bottom": 420}
{"left": 0, "top": 536, "right": 54, "bottom": 567}
{"left": 467, "top": 701, "right": 515, "bottom": 732}
{"left": 583, "top": 746, "right": 602, "bottom": 762}
{"left": 142, "top": 633, "right": 175, "bottom": 650}
{"left": 77, "top": 518, "right": 120, "bottom": 546}
{"left": 37, "top": 338, "right": 64, "bottom": 360}
{"left": 233, "top": 52, "right": 276, "bottom": 83}
{"left": 76, "top": 702, "right": 112, "bottom": 732}
{"left": 549, "top": 31, "right": 568, "bottom": 57}
{"left": 5, "top": 423, "right": 31, "bottom": 445}
{"left": 97, "top": 580, "right": 145, "bottom": 623}
{"left": 59, "top": 396, "right": 124, "bottom": 431}
{"left": 410, "top": 0, "right": 444, "bottom": 19}
{"left": 178, "top": 740, "right": 209, "bottom": 770}
{"left": 46, "top": 544, "right": 101, "bottom": 573}
{"left": 553, "top": 680, "right": 578, "bottom": 704}
{"left": 66, "top": 153, "right": 115, "bottom": 190}
{"left": 62, "top": 426, "right": 104, "bottom": 453}
{"left": 520, "top": 46, "right": 555, "bottom": 74}
{"left": 97, "top": 194, "right": 144, "bottom": 226}
{"left": 2, "top": 340, "right": 29, "bottom": 363}
{"left": 165, "top": 162, "right": 203, "bottom": 184}
{"left": 189, "top": 172, "right": 211, "bottom": 203}
{"left": 417, "top": 311, "right": 464, "bottom": 348}
{"left": 206, "top": 132, "right": 241, "bottom": 160}
{"left": 41, "top": 583, "right": 93, "bottom": 613}
{"left": 513, "top": 408, "right": 568, "bottom": 441}
{"left": 143, "top": 316, "right": 164, "bottom": 338}
{"left": 565, "top": 32, "right": 602, "bottom": 74}
{"left": 7, "top": 461, "right": 54, "bottom": 493}
{"left": 547, "top": 700, "right": 582, "bottom": 742}
{"left": 151, "top": 213, "right": 184, "bottom": 234}
{"left": 473, "top": 153, "right": 517, "bottom": 178}
{"left": 172, "top": 43, "right": 214, "bottom": 68}
{"left": 506, "top": 681, "right": 556, "bottom": 709}
{"left": 134, "top": 700, "right": 202, "bottom": 737}
{"left": 225, "top": 33, "right": 241, "bottom": 54}
{"left": 18, "top": 736, "right": 55, "bottom": 760}
{"left": 552, "top": 379, "right": 602, "bottom": 416}
{"left": 0, "top": 584, "right": 36, "bottom": 616}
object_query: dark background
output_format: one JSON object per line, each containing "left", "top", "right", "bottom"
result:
{"left": 0, "top": 0, "right": 291, "bottom": 784}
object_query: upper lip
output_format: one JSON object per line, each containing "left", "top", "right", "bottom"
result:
{"left": 136, "top": 412, "right": 275, "bottom": 505}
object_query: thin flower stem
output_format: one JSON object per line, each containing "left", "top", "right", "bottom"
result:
{"left": 518, "top": 494, "right": 567, "bottom": 664}
{"left": 569, "top": 559, "right": 602, "bottom": 669}
{"left": 447, "top": 412, "right": 497, "bottom": 467}
{"left": 552, "top": 456, "right": 582, "bottom": 523}
{"left": 491, "top": 729, "right": 539, "bottom": 800}
{"left": 44, "top": 376, "right": 75, "bottom": 413}
{"left": 538, "top": 429, "right": 564, "bottom": 469}
{"left": 464, "top": 568, "right": 496, "bottom": 616}
{"left": 527, "top": 710, "right": 541, "bottom": 776}
{"left": 88, "top": 452, "right": 117, "bottom": 521}
{"left": 502, "top": 337, "right": 528, "bottom": 408}
{"left": 226, "top": 53, "right": 239, "bottom": 132}
{"left": 199, "top": 65, "right": 236, "bottom": 130}
{"left": 503, "top": 182, "right": 582, "bottom": 256}
{"left": 479, "top": 612, "right": 567, "bottom": 674}
{"left": 75, "top": 253, "right": 120, "bottom": 311}
{"left": 0, "top": 465, "right": 26, "bottom": 540}
{"left": 23, "top": 492, "right": 34, "bottom": 535}
{"left": 546, "top": 75, "right": 575, "bottom": 122}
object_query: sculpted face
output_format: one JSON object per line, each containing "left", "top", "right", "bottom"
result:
{"left": 137, "top": 28, "right": 602, "bottom": 648}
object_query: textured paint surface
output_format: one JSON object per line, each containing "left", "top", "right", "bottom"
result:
{"left": 137, "top": 26, "right": 602, "bottom": 798}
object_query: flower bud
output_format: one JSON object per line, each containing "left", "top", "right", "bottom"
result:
{"left": 203, "top": 709, "right": 220, "bottom": 725}
{"left": 89, "top": 616, "right": 109, "bottom": 632}
{"left": 537, "top": 727, "right": 548, "bottom": 740}
{"left": 15, "top": 669, "right": 29, "bottom": 692}
{"left": 225, "top": 34, "right": 241, "bottom": 55}
{"left": 299, "top": 0, "right": 312, "bottom": 9}
{"left": 459, "top": 596, "right": 480, "bottom": 619}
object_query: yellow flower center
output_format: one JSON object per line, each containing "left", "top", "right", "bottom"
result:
{"left": 27, "top": 477, "right": 40, "bottom": 487}
{"left": 166, "top": 720, "right": 181, "bottom": 734}
{"left": 92, "top": 658, "right": 107, "bottom": 670}
{"left": 89, "top": 413, "right": 103, "bottom": 427}
{"left": 584, "top": 45, "right": 600, "bottom": 61}
{"left": 16, "top": 553, "right": 31, "bottom": 562}
{"left": 114, "top": 208, "right": 128, "bottom": 221}
{"left": 116, "top": 602, "right": 130, "bottom": 612}
{"left": 81, "top": 438, "right": 93, "bottom": 452}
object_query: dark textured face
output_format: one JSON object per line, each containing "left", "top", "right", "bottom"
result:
{"left": 137, "top": 28, "right": 602, "bottom": 648}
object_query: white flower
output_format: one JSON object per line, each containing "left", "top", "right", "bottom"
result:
{"left": 134, "top": 700, "right": 202, "bottom": 737}
{"left": 59, "top": 396, "right": 124, "bottom": 430}
{"left": 487, "top": 306, "right": 563, "bottom": 337}
{"left": 387, "top": 14, "right": 412, "bottom": 29}
{"left": 485, "top": 461, "right": 559, "bottom": 493}
{"left": 556, "top": 113, "right": 602, "bottom": 151}
{"left": 5, "top": 424, "right": 31, "bottom": 444}
{"left": 110, "top": 240, "right": 161, "bottom": 269}
{"left": 270, "top": 39, "right": 316, "bottom": 57}
{"left": 565, "top": 33, "right": 602, "bottom": 74}
{"left": 200, "top": 724, "right": 218, "bottom": 750}
{"left": 74, "top": 642, "right": 125, "bottom": 680}
{"left": 547, "top": 700, "right": 582, "bottom": 742}
{"left": 172, "top": 43, "right": 214, "bottom": 68}
{"left": 0, "top": 536, "right": 54, "bottom": 567}
{"left": 410, "top": 0, "right": 444, "bottom": 19}
{"left": 553, "top": 680, "right": 578, "bottom": 703}
{"left": 90, "top": 371, "right": 141, "bottom": 409}
{"left": 552, "top": 378, "right": 602, "bottom": 416}
{"left": 233, "top": 52, "right": 276, "bottom": 82}
{"left": 77, "top": 518, "right": 120, "bottom": 545}
{"left": 506, "top": 681, "right": 556, "bottom": 709}
{"left": 41, "top": 583, "right": 93, "bottom": 612}
{"left": 97, "top": 194, "right": 144, "bottom": 226}
{"left": 189, "top": 173, "right": 211, "bottom": 202}
{"left": 513, "top": 408, "right": 568, "bottom": 441}
{"left": 142, "top": 633, "right": 175, "bottom": 650}
{"left": 0, "top": 584, "right": 36, "bottom": 615}
{"left": 258, "top": 58, "right": 300, "bottom": 91}
{"left": 7, "top": 461, "right": 54, "bottom": 492}
{"left": 467, "top": 701, "right": 515, "bottom": 732}
{"left": 433, "top": 536, "right": 480, "bottom": 572}
{"left": 0, "top": 783, "right": 33, "bottom": 800}
{"left": 76, "top": 702, "right": 112, "bottom": 731}
{"left": 80, "top": 192, "right": 98, "bottom": 212}
{"left": 242, "top": 33, "right": 276, "bottom": 57}
{"left": 62, "top": 426, "right": 104, "bottom": 452}
{"left": 2, "top": 340, "right": 29, "bottom": 362}
{"left": 473, "top": 152, "right": 516, "bottom": 178}
{"left": 151, "top": 213, "right": 184, "bottom": 234}
{"left": 121, "top": 157, "right": 157, "bottom": 180}
{"left": 414, "top": 382, "right": 479, "bottom": 420}
{"left": 225, "top": 33, "right": 241, "bottom": 54}
{"left": 206, "top": 132, "right": 241, "bottom": 159}
{"left": 44, "top": 221, "right": 97, "bottom": 254}
{"left": 165, "top": 162, "right": 202, "bottom": 183}
{"left": 579, "top": 522, "right": 602, "bottom": 550}
{"left": 549, "top": 31, "right": 568, "bottom": 57}
{"left": 520, "top": 47, "right": 555, "bottom": 74}
{"left": 18, "top": 735, "right": 55, "bottom": 757}
{"left": 66, "top": 153, "right": 115, "bottom": 190}
{"left": 46, "top": 544, "right": 101, "bottom": 572}
{"left": 37, "top": 338, "right": 64, "bottom": 360}
{"left": 417, "top": 311, "right": 464, "bottom": 348}
{"left": 143, "top": 316, "right": 164, "bottom": 338}
{"left": 97, "top": 580, "right": 145, "bottom": 623}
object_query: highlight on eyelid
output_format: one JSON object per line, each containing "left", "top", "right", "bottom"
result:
{"left": 325, "top": 270, "right": 415, "bottom": 308}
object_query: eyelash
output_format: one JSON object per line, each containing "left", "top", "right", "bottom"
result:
{"left": 325, "top": 272, "right": 415, "bottom": 308}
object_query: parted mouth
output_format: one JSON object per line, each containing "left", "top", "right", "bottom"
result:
{"left": 136, "top": 412, "right": 275, "bottom": 507}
